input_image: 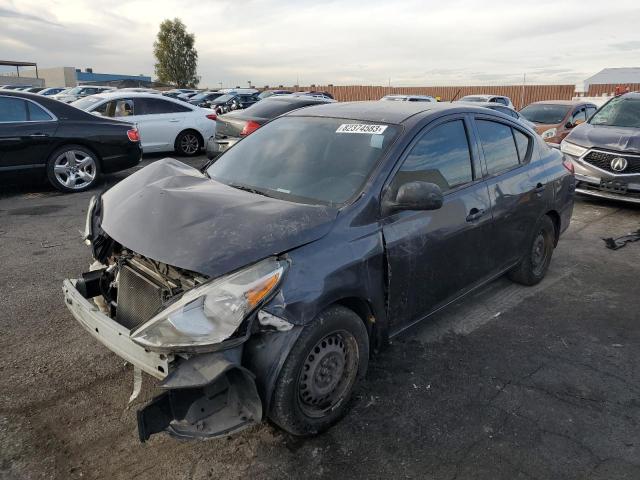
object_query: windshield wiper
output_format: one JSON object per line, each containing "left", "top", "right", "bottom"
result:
{"left": 227, "top": 183, "right": 274, "bottom": 198}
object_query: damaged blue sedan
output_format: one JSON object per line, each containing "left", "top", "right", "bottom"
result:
{"left": 63, "top": 101, "right": 574, "bottom": 441}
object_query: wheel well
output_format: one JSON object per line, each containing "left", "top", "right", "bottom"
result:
{"left": 334, "top": 297, "right": 375, "bottom": 338}
{"left": 545, "top": 210, "right": 561, "bottom": 246}
{"left": 176, "top": 129, "right": 204, "bottom": 148}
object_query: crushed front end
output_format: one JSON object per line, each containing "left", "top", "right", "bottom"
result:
{"left": 63, "top": 194, "right": 289, "bottom": 441}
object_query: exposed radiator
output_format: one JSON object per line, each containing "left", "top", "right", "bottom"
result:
{"left": 116, "top": 264, "right": 170, "bottom": 330}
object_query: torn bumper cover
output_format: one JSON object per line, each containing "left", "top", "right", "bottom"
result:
{"left": 63, "top": 279, "right": 263, "bottom": 441}
{"left": 138, "top": 352, "right": 262, "bottom": 442}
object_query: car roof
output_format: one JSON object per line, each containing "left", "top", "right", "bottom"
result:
{"left": 285, "top": 100, "right": 492, "bottom": 124}
{"left": 0, "top": 90, "right": 109, "bottom": 120}
{"left": 262, "top": 95, "right": 333, "bottom": 105}
{"left": 457, "top": 100, "right": 512, "bottom": 109}
{"left": 89, "top": 91, "right": 187, "bottom": 100}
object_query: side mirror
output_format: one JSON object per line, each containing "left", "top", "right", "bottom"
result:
{"left": 565, "top": 121, "right": 574, "bottom": 129}
{"left": 384, "top": 181, "right": 444, "bottom": 214}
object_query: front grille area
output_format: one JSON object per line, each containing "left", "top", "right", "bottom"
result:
{"left": 116, "top": 264, "right": 170, "bottom": 330}
{"left": 582, "top": 150, "right": 640, "bottom": 174}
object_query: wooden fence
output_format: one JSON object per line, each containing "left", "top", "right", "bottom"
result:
{"left": 586, "top": 83, "right": 640, "bottom": 97}
{"left": 275, "top": 84, "right": 576, "bottom": 109}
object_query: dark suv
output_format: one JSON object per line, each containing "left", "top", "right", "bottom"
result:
{"left": 64, "top": 101, "right": 574, "bottom": 442}
{"left": 561, "top": 92, "right": 640, "bottom": 204}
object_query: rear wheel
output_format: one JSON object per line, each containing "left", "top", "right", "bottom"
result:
{"left": 269, "top": 305, "right": 369, "bottom": 436}
{"left": 175, "top": 130, "right": 202, "bottom": 156}
{"left": 46, "top": 145, "right": 100, "bottom": 193}
{"left": 508, "top": 215, "right": 555, "bottom": 286}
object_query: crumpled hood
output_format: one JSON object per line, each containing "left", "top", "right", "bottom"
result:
{"left": 100, "top": 158, "right": 338, "bottom": 277}
{"left": 565, "top": 123, "right": 640, "bottom": 153}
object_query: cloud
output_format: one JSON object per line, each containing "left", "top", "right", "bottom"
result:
{"left": 0, "top": 0, "right": 639, "bottom": 87}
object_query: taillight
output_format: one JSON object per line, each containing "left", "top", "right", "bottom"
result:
{"left": 240, "top": 120, "right": 261, "bottom": 136}
{"left": 206, "top": 114, "right": 217, "bottom": 121}
{"left": 127, "top": 128, "right": 140, "bottom": 142}
{"left": 562, "top": 158, "right": 575, "bottom": 174}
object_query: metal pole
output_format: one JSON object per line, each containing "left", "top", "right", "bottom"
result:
{"left": 16, "top": 66, "right": 19, "bottom": 77}
{"left": 520, "top": 73, "right": 526, "bottom": 109}
{"left": 36, "top": 64, "right": 39, "bottom": 79}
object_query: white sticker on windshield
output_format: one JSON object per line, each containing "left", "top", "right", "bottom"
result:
{"left": 336, "top": 124, "right": 388, "bottom": 134}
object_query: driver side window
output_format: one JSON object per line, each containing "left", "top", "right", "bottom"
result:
{"left": 571, "top": 108, "right": 586, "bottom": 124}
{"left": 390, "top": 120, "right": 474, "bottom": 194}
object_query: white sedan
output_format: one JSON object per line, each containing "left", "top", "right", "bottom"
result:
{"left": 71, "top": 92, "right": 217, "bottom": 156}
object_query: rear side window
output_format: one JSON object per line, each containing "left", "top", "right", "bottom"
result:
{"left": 396, "top": 120, "right": 474, "bottom": 192}
{"left": 476, "top": 120, "right": 520, "bottom": 175}
{"left": 137, "top": 97, "right": 191, "bottom": 114}
{"left": 27, "top": 102, "right": 53, "bottom": 121}
{"left": 492, "top": 97, "right": 508, "bottom": 106}
{"left": 0, "top": 97, "right": 28, "bottom": 122}
{"left": 513, "top": 129, "right": 531, "bottom": 162}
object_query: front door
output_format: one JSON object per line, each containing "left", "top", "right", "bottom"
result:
{"left": 0, "top": 96, "right": 57, "bottom": 172}
{"left": 382, "top": 116, "right": 494, "bottom": 334}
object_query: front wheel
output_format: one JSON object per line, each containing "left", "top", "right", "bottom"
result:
{"left": 46, "top": 145, "right": 100, "bottom": 193}
{"left": 269, "top": 306, "right": 369, "bottom": 436}
{"left": 175, "top": 130, "right": 202, "bottom": 156}
{"left": 508, "top": 215, "right": 555, "bottom": 286}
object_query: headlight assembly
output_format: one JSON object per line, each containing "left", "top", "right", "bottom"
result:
{"left": 560, "top": 140, "right": 588, "bottom": 158}
{"left": 131, "top": 257, "right": 286, "bottom": 352}
{"left": 541, "top": 128, "right": 557, "bottom": 140}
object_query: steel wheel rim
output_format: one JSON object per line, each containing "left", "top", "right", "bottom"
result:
{"left": 531, "top": 230, "right": 549, "bottom": 276}
{"left": 297, "top": 330, "right": 359, "bottom": 418}
{"left": 53, "top": 150, "right": 97, "bottom": 190}
{"left": 180, "top": 134, "right": 199, "bottom": 154}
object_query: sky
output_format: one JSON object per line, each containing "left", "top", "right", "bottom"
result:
{"left": 1, "top": 0, "right": 639, "bottom": 89}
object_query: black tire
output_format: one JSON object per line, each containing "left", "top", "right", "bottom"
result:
{"left": 269, "top": 305, "right": 369, "bottom": 436}
{"left": 175, "top": 130, "right": 202, "bottom": 156}
{"left": 46, "top": 145, "right": 101, "bottom": 193}
{"left": 508, "top": 215, "right": 555, "bottom": 286}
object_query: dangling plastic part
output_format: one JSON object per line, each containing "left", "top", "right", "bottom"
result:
{"left": 128, "top": 366, "right": 143, "bottom": 405}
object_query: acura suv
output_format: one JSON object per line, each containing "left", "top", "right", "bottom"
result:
{"left": 561, "top": 92, "right": 640, "bottom": 204}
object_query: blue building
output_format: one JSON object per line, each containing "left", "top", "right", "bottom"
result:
{"left": 76, "top": 68, "right": 151, "bottom": 84}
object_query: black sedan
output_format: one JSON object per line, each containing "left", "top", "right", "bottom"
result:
{"left": 0, "top": 91, "right": 141, "bottom": 192}
{"left": 65, "top": 101, "right": 574, "bottom": 442}
{"left": 187, "top": 91, "right": 224, "bottom": 107}
{"left": 205, "top": 95, "right": 335, "bottom": 159}
{"left": 206, "top": 93, "right": 260, "bottom": 114}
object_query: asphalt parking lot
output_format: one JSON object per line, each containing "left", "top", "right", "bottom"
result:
{"left": 1, "top": 156, "right": 639, "bottom": 480}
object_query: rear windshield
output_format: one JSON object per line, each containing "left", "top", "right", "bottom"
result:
{"left": 519, "top": 104, "right": 570, "bottom": 124}
{"left": 590, "top": 96, "right": 640, "bottom": 129}
{"left": 242, "top": 99, "right": 311, "bottom": 118}
{"left": 71, "top": 96, "right": 105, "bottom": 110}
{"left": 213, "top": 94, "right": 235, "bottom": 103}
{"left": 206, "top": 116, "right": 400, "bottom": 205}
{"left": 460, "top": 96, "right": 486, "bottom": 102}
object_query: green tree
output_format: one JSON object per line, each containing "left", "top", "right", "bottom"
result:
{"left": 153, "top": 18, "right": 199, "bottom": 88}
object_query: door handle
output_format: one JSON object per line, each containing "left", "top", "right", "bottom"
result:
{"left": 466, "top": 208, "right": 485, "bottom": 222}
{"left": 169, "top": 119, "right": 180, "bottom": 123}
{"left": 29, "top": 133, "right": 49, "bottom": 137}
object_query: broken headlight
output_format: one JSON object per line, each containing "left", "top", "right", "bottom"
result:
{"left": 130, "top": 257, "right": 286, "bottom": 352}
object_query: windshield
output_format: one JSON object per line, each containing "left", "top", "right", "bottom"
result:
{"left": 66, "top": 87, "right": 83, "bottom": 95}
{"left": 460, "top": 96, "right": 486, "bottom": 102}
{"left": 190, "top": 92, "right": 214, "bottom": 101}
{"left": 519, "top": 104, "right": 570, "bottom": 124}
{"left": 71, "top": 96, "right": 105, "bottom": 110}
{"left": 590, "top": 96, "right": 640, "bottom": 128}
{"left": 213, "top": 94, "right": 235, "bottom": 103}
{"left": 206, "top": 116, "right": 400, "bottom": 205}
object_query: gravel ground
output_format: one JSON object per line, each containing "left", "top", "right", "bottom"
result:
{"left": 1, "top": 156, "right": 639, "bottom": 479}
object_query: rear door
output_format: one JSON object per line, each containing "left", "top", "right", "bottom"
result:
{"left": 0, "top": 96, "right": 57, "bottom": 172}
{"left": 382, "top": 115, "right": 494, "bottom": 334}
{"left": 130, "top": 97, "right": 191, "bottom": 151}
{"left": 472, "top": 115, "right": 552, "bottom": 270}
